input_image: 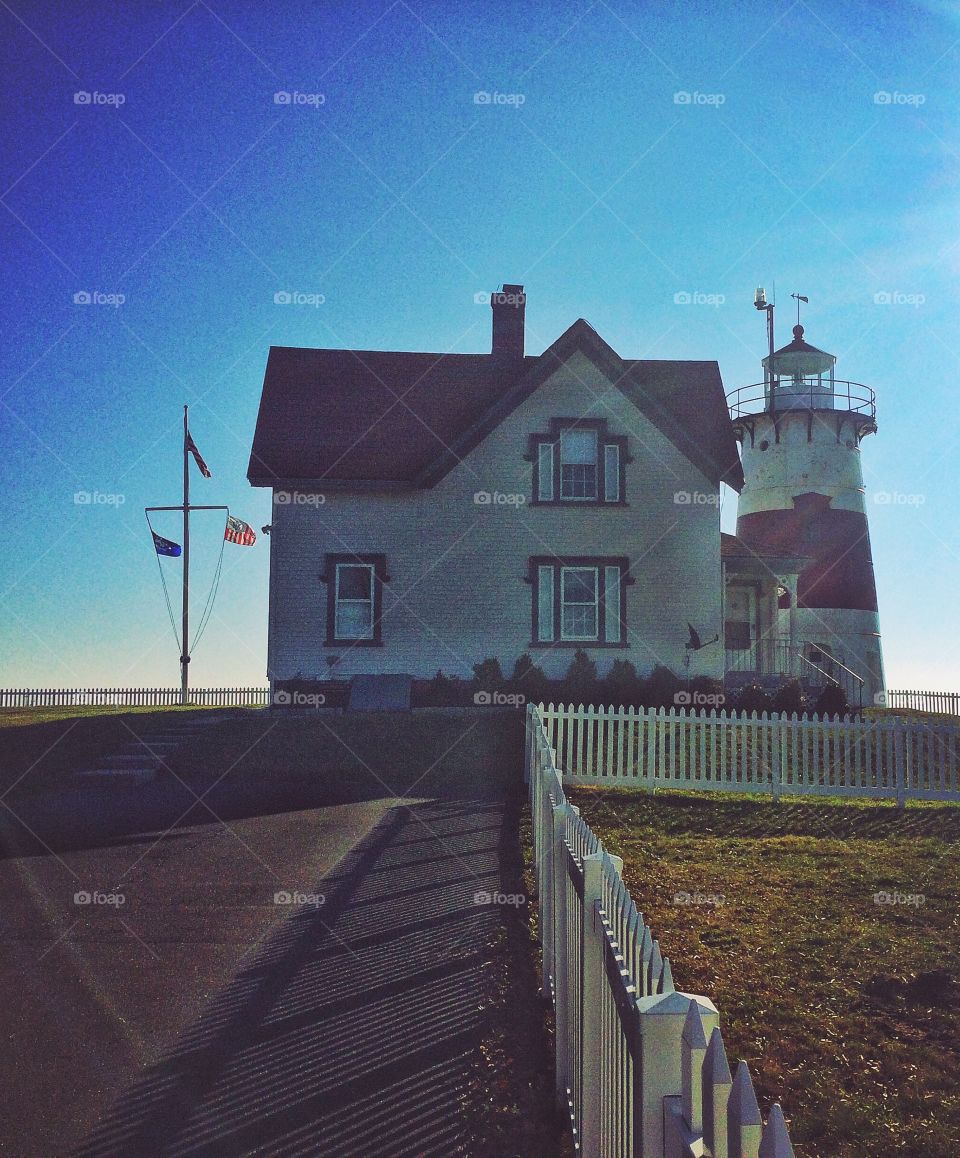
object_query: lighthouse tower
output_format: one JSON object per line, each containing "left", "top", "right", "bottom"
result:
{"left": 728, "top": 293, "right": 884, "bottom": 707}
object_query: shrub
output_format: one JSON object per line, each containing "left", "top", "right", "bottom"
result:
{"left": 415, "top": 670, "right": 468, "bottom": 707}
{"left": 642, "top": 665, "right": 682, "bottom": 709}
{"left": 472, "top": 657, "right": 505, "bottom": 692}
{"left": 509, "top": 654, "right": 551, "bottom": 706}
{"left": 272, "top": 674, "right": 350, "bottom": 708}
{"left": 814, "top": 683, "right": 850, "bottom": 719}
{"left": 732, "top": 683, "right": 772, "bottom": 715}
{"left": 676, "top": 676, "right": 727, "bottom": 714}
{"left": 603, "top": 659, "right": 643, "bottom": 707}
{"left": 772, "top": 679, "right": 805, "bottom": 717}
{"left": 560, "top": 649, "right": 600, "bottom": 706}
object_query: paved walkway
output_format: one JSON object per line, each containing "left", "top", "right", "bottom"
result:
{"left": 73, "top": 798, "right": 507, "bottom": 1157}
{"left": 0, "top": 792, "right": 398, "bottom": 1158}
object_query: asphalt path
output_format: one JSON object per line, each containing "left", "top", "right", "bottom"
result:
{"left": 0, "top": 778, "right": 397, "bottom": 1157}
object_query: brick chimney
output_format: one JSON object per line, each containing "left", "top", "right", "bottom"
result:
{"left": 490, "top": 284, "right": 525, "bottom": 357}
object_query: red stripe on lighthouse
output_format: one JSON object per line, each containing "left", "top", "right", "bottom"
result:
{"left": 737, "top": 492, "right": 878, "bottom": 612}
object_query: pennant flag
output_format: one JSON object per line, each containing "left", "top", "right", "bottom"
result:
{"left": 185, "top": 432, "right": 212, "bottom": 478}
{"left": 224, "top": 515, "right": 256, "bottom": 547}
{"left": 152, "top": 531, "right": 182, "bottom": 558}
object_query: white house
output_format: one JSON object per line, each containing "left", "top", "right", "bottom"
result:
{"left": 248, "top": 285, "right": 753, "bottom": 694}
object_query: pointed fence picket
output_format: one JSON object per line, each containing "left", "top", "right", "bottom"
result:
{"left": 527, "top": 703, "right": 795, "bottom": 1157}
{"left": 537, "top": 703, "right": 960, "bottom": 803}
{"left": 887, "top": 689, "right": 960, "bottom": 716}
{"left": 0, "top": 687, "right": 270, "bottom": 709}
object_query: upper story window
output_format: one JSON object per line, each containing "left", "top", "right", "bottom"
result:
{"left": 560, "top": 428, "right": 598, "bottom": 499}
{"left": 530, "top": 419, "right": 627, "bottom": 505}
{"left": 323, "top": 553, "right": 387, "bottom": 645}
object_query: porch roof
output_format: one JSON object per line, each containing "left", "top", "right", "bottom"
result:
{"left": 721, "top": 533, "right": 810, "bottom": 575}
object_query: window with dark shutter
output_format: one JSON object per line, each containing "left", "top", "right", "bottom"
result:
{"left": 530, "top": 556, "right": 629, "bottom": 647}
{"left": 530, "top": 419, "right": 626, "bottom": 505}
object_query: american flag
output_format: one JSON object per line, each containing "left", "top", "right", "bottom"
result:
{"left": 185, "top": 432, "right": 212, "bottom": 478}
{"left": 224, "top": 515, "right": 256, "bottom": 546}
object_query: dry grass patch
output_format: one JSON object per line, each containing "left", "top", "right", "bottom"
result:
{"left": 569, "top": 787, "right": 960, "bottom": 1158}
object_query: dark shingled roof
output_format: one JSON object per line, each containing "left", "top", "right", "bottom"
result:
{"left": 721, "top": 532, "right": 808, "bottom": 563}
{"left": 248, "top": 319, "right": 744, "bottom": 491}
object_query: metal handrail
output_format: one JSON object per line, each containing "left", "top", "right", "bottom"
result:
{"left": 727, "top": 379, "right": 876, "bottom": 420}
{"left": 725, "top": 637, "right": 866, "bottom": 687}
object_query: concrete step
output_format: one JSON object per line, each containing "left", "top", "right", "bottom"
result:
{"left": 70, "top": 711, "right": 234, "bottom": 785}
{"left": 75, "top": 767, "right": 158, "bottom": 785}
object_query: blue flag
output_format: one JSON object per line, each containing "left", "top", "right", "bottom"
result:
{"left": 152, "top": 531, "right": 181, "bottom": 558}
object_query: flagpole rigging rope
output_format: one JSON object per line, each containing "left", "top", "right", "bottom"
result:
{"left": 144, "top": 510, "right": 181, "bottom": 653}
{"left": 190, "top": 514, "right": 227, "bottom": 651}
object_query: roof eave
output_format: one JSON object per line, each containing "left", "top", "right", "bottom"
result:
{"left": 247, "top": 474, "right": 419, "bottom": 493}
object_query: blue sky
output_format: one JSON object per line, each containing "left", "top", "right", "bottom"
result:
{"left": 1, "top": 0, "right": 958, "bottom": 690}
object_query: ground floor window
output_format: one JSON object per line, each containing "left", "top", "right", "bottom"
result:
{"left": 324, "top": 554, "right": 387, "bottom": 644}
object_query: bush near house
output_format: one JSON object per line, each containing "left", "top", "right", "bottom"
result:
{"left": 772, "top": 678, "right": 806, "bottom": 717}
{"left": 814, "top": 683, "right": 850, "bottom": 718}
{"left": 272, "top": 675, "right": 351, "bottom": 708}
{"left": 274, "top": 657, "right": 854, "bottom": 718}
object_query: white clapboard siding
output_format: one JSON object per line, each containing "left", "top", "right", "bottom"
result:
{"left": 527, "top": 703, "right": 796, "bottom": 1157}
{"left": 0, "top": 687, "right": 270, "bottom": 709}
{"left": 538, "top": 703, "right": 960, "bottom": 803}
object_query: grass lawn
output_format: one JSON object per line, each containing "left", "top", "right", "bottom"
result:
{"left": 567, "top": 786, "right": 960, "bottom": 1158}
{"left": 0, "top": 704, "right": 215, "bottom": 728}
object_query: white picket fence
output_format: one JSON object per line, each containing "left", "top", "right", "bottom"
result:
{"left": 0, "top": 687, "right": 270, "bottom": 708}
{"left": 538, "top": 703, "right": 960, "bottom": 803}
{"left": 527, "top": 703, "right": 794, "bottom": 1157}
{"left": 886, "top": 688, "right": 960, "bottom": 716}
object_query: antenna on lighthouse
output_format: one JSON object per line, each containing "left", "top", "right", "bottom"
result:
{"left": 754, "top": 283, "right": 776, "bottom": 367}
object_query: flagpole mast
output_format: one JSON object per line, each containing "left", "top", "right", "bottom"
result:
{"left": 181, "top": 404, "right": 190, "bottom": 706}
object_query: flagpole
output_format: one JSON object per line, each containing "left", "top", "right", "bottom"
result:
{"left": 181, "top": 404, "right": 190, "bottom": 705}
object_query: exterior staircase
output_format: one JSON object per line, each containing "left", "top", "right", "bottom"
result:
{"left": 73, "top": 713, "right": 227, "bottom": 785}
{"left": 724, "top": 636, "right": 868, "bottom": 708}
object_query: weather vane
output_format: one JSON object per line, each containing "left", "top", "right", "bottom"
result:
{"left": 791, "top": 292, "right": 808, "bottom": 327}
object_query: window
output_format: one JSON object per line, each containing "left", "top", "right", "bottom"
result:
{"left": 562, "top": 567, "right": 598, "bottom": 638}
{"left": 531, "top": 556, "right": 628, "bottom": 646}
{"left": 531, "top": 420, "right": 626, "bottom": 505}
{"left": 559, "top": 428, "right": 597, "bottom": 499}
{"left": 335, "top": 564, "right": 374, "bottom": 639}
{"left": 324, "top": 554, "right": 387, "bottom": 645}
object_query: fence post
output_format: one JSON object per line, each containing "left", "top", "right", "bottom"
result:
{"left": 894, "top": 717, "right": 906, "bottom": 810}
{"left": 770, "top": 715, "right": 782, "bottom": 804}
{"left": 551, "top": 803, "right": 571, "bottom": 1110}
{"left": 635, "top": 991, "right": 720, "bottom": 1157}
{"left": 524, "top": 701, "right": 534, "bottom": 785}
{"left": 580, "top": 851, "right": 614, "bottom": 1157}
{"left": 540, "top": 784, "right": 555, "bottom": 998}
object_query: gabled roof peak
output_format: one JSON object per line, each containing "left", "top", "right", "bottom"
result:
{"left": 248, "top": 319, "right": 744, "bottom": 491}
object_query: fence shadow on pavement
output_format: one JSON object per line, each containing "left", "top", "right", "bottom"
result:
{"left": 73, "top": 799, "right": 507, "bottom": 1158}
